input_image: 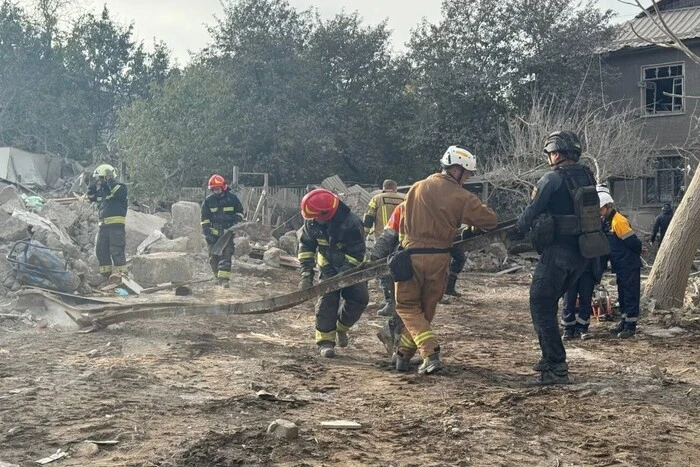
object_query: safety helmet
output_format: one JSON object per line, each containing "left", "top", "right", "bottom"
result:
{"left": 543, "top": 131, "right": 582, "bottom": 162}
{"left": 598, "top": 191, "right": 614, "bottom": 208}
{"left": 662, "top": 203, "right": 672, "bottom": 213}
{"left": 93, "top": 164, "right": 117, "bottom": 179}
{"left": 301, "top": 188, "right": 340, "bottom": 222}
{"left": 440, "top": 146, "right": 477, "bottom": 172}
{"left": 208, "top": 174, "right": 227, "bottom": 191}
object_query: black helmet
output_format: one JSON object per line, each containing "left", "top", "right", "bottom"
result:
{"left": 662, "top": 203, "right": 672, "bottom": 213}
{"left": 543, "top": 131, "right": 582, "bottom": 162}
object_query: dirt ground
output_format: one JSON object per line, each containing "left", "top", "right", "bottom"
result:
{"left": 2, "top": 269, "right": 700, "bottom": 467}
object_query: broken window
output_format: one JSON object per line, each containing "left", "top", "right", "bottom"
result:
{"left": 642, "top": 63, "right": 684, "bottom": 115}
{"left": 645, "top": 156, "right": 683, "bottom": 204}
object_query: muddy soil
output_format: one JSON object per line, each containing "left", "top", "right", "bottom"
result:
{"left": 2, "top": 271, "right": 700, "bottom": 466}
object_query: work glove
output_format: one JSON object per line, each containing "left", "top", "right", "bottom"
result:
{"left": 205, "top": 234, "right": 217, "bottom": 245}
{"left": 298, "top": 275, "right": 314, "bottom": 290}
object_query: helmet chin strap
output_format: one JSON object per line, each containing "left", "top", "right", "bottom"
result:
{"left": 447, "top": 166, "right": 465, "bottom": 182}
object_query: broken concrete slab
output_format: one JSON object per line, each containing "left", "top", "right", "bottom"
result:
{"left": 0, "top": 186, "right": 24, "bottom": 209}
{"left": 129, "top": 252, "right": 193, "bottom": 286}
{"left": 171, "top": 201, "right": 203, "bottom": 253}
{"left": 0, "top": 216, "right": 29, "bottom": 242}
{"left": 40, "top": 200, "right": 78, "bottom": 231}
{"left": 263, "top": 247, "right": 283, "bottom": 268}
{"left": 124, "top": 209, "right": 167, "bottom": 256}
{"left": 234, "top": 236, "right": 252, "bottom": 258}
{"left": 149, "top": 237, "right": 190, "bottom": 254}
{"left": 278, "top": 235, "right": 297, "bottom": 256}
{"left": 267, "top": 419, "right": 299, "bottom": 440}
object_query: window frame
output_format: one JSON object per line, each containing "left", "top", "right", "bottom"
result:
{"left": 643, "top": 154, "right": 685, "bottom": 206}
{"left": 640, "top": 61, "right": 685, "bottom": 117}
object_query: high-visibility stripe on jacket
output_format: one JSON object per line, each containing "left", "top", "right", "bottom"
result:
{"left": 298, "top": 201, "right": 366, "bottom": 279}
{"left": 363, "top": 191, "right": 406, "bottom": 236}
{"left": 201, "top": 188, "right": 245, "bottom": 238}
{"left": 87, "top": 179, "right": 128, "bottom": 224}
{"left": 605, "top": 210, "right": 642, "bottom": 271}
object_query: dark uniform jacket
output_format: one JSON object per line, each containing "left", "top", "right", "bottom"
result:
{"left": 516, "top": 164, "right": 596, "bottom": 250}
{"left": 200, "top": 189, "right": 245, "bottom": 238}
{"left": 650, "top": 211, "right": 673, "bottom": 244}
{"left": 604, "top": 210, "right": 642, "bottom": 271}
{"left": 87, "top": 179, "right": 128, "bottom": 225}
{"left": 298, "top": 202, "right": 366, "bottom": 280}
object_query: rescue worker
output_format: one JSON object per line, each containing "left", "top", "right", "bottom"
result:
{"left": 561, "top": 258, "right": 603, "bottom": 340}
{"left": 599, "top": 190, "right": 642, "bottom": 339}
{"left": 364, "top": 179, "right": 406, "bottom": 318}
{"left": 298, "top": 188, "right": 369, "bottom": 358}
{"left": 201, "top": 174, "right": 245, "bottom": 288}
{"left": 87, "top": 164, "right": 127, "bottom": 280}
{"left": 371, "top": 203, "right": 406, "bottom": 356}
{"left": 650, "top": 203, "right": 673, "bottom": 246}
{"left": 508, "top": 131, "right": 602, "bottom": 385}
{"left": 394, "top": 146, "right": 497, "bottom": 374}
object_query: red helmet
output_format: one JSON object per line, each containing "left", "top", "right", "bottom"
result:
{"left": 208, "top": 174, "right": 227, "bottom": 190}
{"left": 301, "top": 188, "right": 340, "bottom": 222}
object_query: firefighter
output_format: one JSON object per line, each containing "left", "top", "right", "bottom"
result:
{"left": 394, "top": 146, "right": 497, "bottom": 374}
{"left": 87, "top": 164, "right": 127, "bottom": 280}
{"left": 201, "top": 174, "right": 245, "bottom": 288}
{"left": 650, "top": 203, "right": 673, "bottom": 246}
{"left": 599, "top": 191, "right": 642, "bottom": 339}
{"left": 298, "top": 188, "right": 369, "bottom": 358}
{"left": 508, "top": 131, "right": 605, "bottom": 385}
{"left": 364, "top": 179, "right": 406, "bottom": 318}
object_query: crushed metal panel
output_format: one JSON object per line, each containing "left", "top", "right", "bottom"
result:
{"left": 602, "top": 7, "right": 700, "bottom": 52}
{"left": 321, "top": 175, "right": 348, "bottom": 194}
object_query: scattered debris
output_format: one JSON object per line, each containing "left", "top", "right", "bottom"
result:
{"left": 320, "top": 420, "right": 362, "bottom": 430}
{"left": 266, "top": 419, "right": 299, "bottom": 440}
{"left": 35, "top": 449, "right": 68, "bottom": 464}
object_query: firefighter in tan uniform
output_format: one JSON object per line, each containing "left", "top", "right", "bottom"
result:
{"left": 364, "top": 179, "right": 406, "bottom": 317}
{"left": 394, "top": 146, "right": 498, "bottom": 374}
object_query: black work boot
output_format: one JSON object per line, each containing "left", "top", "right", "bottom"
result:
{"left": 535, "top": 362, "right": 569, "bottom": 385}
{"left": 617, "top": 324, "right": 636, "bottom": 339}
{"left": 336, "top": 331, "right": 349, "bottom": 348}
{"left": 417, "top": 352, "right": 443, "bottom": 375}
{"left": 217, "top": 278, "right": 230, "bottom": 288}
{"left": 561, "top": 328, "right": 578, "bottom": 342}
{"left": 444, "top": 275, "right": 461, "bottom": 297}
{"left": 318, "top": 343, "right": 335, "bottom": 358}
{"left": 532, "top": 358, "right": 547, "bottom": 372}
{"left": 395, "top": 352, "right": 412, "bottom": 372}
{"left": 609, "top": 320, "right": 624, "bottom": 335}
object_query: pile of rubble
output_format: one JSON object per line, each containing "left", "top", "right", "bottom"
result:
{"left": 0, "top": 184, "right": 302, "bottom": 295}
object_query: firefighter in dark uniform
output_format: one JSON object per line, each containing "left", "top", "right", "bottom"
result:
{"left": 650, "top": 203, "right": 673, "bottom": 246}
{"left": 298, "top": 188, "right": 369, "bottom": 358}
{"left": 509, "top": 131, "right": 606, "bottom": 385}
{"left": 201, "top": 174, "right": 245, "bottom": 288}
{"left": 87, "top": 164, "right": 127, "bottom": 280}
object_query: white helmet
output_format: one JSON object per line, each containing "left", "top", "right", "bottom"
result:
{"left": 596, "top": 184, "right": 610, "bottom": 195}
{"left": 440, "top": 146, "right": 477, "bottom": 172}
{"left": 598, "top": 191, "right": 614, "bottom": 207}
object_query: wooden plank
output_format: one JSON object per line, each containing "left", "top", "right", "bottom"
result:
{"left": 120, "top": 276, "right": 143, "bottom": 295}
{"left": 320, "top": 420, "right": 362, "bottom": 430}
{"left": 495, "top": 265, "right": 525, "bottom": 276}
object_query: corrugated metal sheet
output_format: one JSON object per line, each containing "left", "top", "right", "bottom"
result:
{"left": 603, "top": 7, "right": 700, "bottom": 52}
{"left": 321, "top": 175, "right": 348, "bottom": 194}
{"left": 346, "top": 184, "right": 372, "bottom": 209}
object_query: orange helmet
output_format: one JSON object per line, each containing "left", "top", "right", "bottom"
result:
{"left": 301, "top": 188, "right": 340, "bottom": 222}
{"left": 208, "top": 174, "right": 227, "bottom": 190}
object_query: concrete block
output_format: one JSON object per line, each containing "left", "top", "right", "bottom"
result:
{"left": 171, "top": 201, "right": 203, "bottom": 253}
{"left": 263, "top": 247, "right": 283, "bottom": 268}
{"left": 267, "top": 419, "right": 298, "bottom": 440}
{"left": 129, "top": 252, "right": 193, "bottom": 286}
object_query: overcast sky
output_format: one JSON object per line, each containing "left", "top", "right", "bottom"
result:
{"left": 78, "top": 0, "right": 643, "bottom": 66}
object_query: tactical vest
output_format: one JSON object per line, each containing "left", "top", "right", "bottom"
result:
{"left": 553, "top": 168, "right": 610, "bottom": 259}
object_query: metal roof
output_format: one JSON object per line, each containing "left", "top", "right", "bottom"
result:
{"left": 603, "top": 7, "right": 700, "bottom": 53}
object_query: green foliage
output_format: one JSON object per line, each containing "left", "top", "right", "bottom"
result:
{"left": 0, "top": 1, "right": 171, "bottom": 161}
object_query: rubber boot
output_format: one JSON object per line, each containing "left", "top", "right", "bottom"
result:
{"left": 336, "top": 331, "right": 349, "bottom": 348}
{"left": 319, "top": 343, "right": 335, "bottom": 358}
{"left": 534, "top": 362, "right": 569, "bottom": 385}
{"left": 609, "top": 320, "right": 624, "bottom": 335}
{"left": 417, "top": 352, "right": 443, "bottom": 375}
{"left": 532, "top": 358, "right": 547, "bottom": 372}
{"left": 217, "top": 278, "right": 230, "bottom": 288}
{"left": 395, "top": 352, "right": 411, "bottom": 372}
{"left": 377, "top": 300, "right": 395, "bottom": 317}
{"left": 444, "top": 275, "right": 461, "bottom": 297}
